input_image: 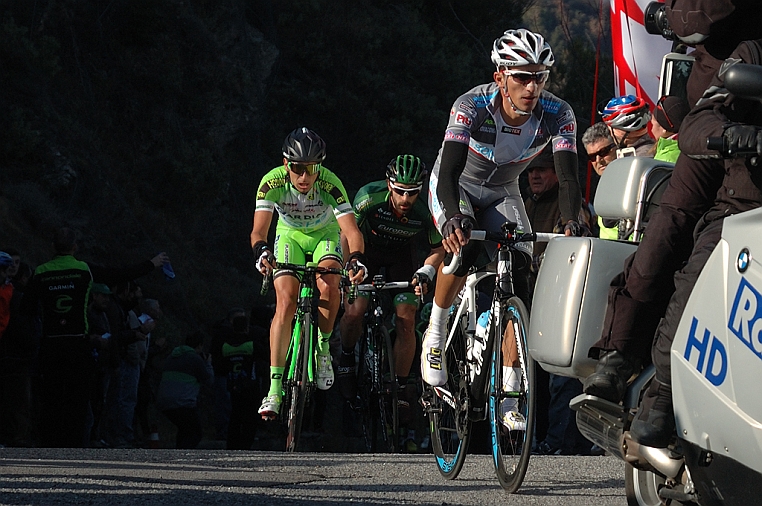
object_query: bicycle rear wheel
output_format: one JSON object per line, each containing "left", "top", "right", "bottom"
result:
{"left": 489, "top": 296, "right": 534, "bottom": 492}
{"left": 428, "top": 312, "right": 471, "bottom": 479}
{"left": 285, "top": 312, "right": 313, "bottom": 452}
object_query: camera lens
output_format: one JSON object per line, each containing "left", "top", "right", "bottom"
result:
{"left": 643, "top": 1, "right": 665, "bottom": 36}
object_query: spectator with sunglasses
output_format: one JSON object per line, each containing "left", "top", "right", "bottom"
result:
{"left": 422, "top": 27, "right": 584, "bottom": 418}
{"left": 650, "top": 95, "right": 691, "bottom": 163}
{"left": 251, "top": 127, "right": 366, "bottom": 419}
{"left": 337, "top": 155, "right": 445, "bottom": 424}
{"left": 582, "top": 122, "right": 621, "bottom": 240}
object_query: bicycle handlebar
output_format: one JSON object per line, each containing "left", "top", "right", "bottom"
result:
{"left": 441, "top": 230, "right": 561, "bottom": 276}
{"left": 259, "top": 262, "right": 353, "bottom": 297}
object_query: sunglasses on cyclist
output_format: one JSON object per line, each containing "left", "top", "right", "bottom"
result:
{"left": 502, "top": 69, "right": 551, "bottom": 85}
{"left": 287, "top": 161, "right": 321, "bottom": 176}
{"left": 389, "top": 182, "right": 422, "bottom": 197}
{"left": 587, "top": 143, "right": 616, "bottom": 161}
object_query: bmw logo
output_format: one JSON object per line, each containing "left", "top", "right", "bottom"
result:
{"left": 737, "top": 248, "right": 751, "bottom": 273}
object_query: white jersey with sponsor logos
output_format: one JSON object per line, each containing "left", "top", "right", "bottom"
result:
{"left": 433, "top": 82, "right": 577, "bottom": 187}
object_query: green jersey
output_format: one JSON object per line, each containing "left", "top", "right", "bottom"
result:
{"left": 256, "top": 166, "right": 353, "bottom": 233}
{"left": 354, "top": 180, "right": 442, "bottom": 249}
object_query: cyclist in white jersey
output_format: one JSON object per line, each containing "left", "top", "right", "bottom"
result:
{"left": 421, "top": 29, "right": 583, "bottom": 430}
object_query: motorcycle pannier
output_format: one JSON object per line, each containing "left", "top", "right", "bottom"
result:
{"left": 528, "top": 237, "right": 637, "bottom": 377}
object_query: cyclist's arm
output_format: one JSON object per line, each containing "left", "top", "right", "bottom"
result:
{"left": 436, "top": 141, "right": 469, "bottom": 221}
{"left": 550, "top": 104, "right": 582, "bottom": 226}
{"left": 250, "top": 209, "right": 273, "bottom": 248}
{"left": 424, "top": 245, "right": 446, "bottom": 269}
{"left": 337, "top": 213, "right": 364, "bottom": 256}
{"left": 553, "top": 149, "right": 582, "bottom": 225}
{"left": 338, "top": 213, "right": 366, "bottom": 283}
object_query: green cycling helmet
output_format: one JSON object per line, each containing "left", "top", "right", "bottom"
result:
{"left": 386, "top": 154, "right": 427, "bottom": 185}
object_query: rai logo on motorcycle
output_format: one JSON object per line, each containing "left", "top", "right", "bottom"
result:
{"left": 729, "top": 277, "right": 762, "bottom": 360}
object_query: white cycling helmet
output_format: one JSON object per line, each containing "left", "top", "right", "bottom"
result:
{"left": 491, "top": 28, "right": 554, "bottom": 69}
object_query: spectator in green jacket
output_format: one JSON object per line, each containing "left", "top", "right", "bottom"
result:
{"left": 650, "top": 95, "right": 691, "bottom": 163}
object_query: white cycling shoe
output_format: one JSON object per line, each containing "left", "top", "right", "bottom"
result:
{"left": 500, "top": 398, "right": 527, "bottom": 431}
{"left": 421, "top": 329, "right": 447, "bottom": 387}
{"left": 317, "top": 353, "right": 334, "bottom": 390}
{"left": 258, "top": 394, "right": 281, "bottom": 420}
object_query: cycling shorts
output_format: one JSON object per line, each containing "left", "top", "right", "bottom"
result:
{"left": 273, "top": 224, "right": 343, "bottom": 279}
{"left": 429, "top": 176, "right": 533, "bottom": 258}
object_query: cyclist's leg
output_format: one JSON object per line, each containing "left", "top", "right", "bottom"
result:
{"left": 337, "top": 290, "right": 368, "bottom": 400}
{"left": 387, "top": 249, "right": 418, "bottom": 381}
{"left": 313, "top": 229, "right": 343, "bottom": 390}
{"left": 260, "top": 228, "right": 305, "bottom": 416}
{"left": 422, "top": 181, "right": 476, "bottom": 386}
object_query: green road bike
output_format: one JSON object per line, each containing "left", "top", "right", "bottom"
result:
{"left": 261, "top": 262, "right": 351, "bottom": 452}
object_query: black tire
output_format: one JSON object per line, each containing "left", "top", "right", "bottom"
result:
{"left": 357, "top": 326, "right": 378, "bottom": 452}
{"left": 357, "top": 325, "right": 399, "bottom": 452}
{"left": 489, "top": 296, "right": 534, "bottom": 493}
{"left": 285, "top": 312, "right": 312, "bottom": 452}
{"left": 624, "top": 462, "right": 697, "bottom": 506}
{"left": 376, "top": 325, "right": 398, "bottom": 453}
{"left": 429, "top": 312, "right": 471, "bottom": 479}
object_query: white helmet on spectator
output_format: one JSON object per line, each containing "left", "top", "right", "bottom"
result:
{"left": 491, "top": 29, "right": 555, "bottom": 69}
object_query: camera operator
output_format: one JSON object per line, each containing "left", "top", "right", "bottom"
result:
{"left": 584, "top": 0, "right": 762, "bottom": 405}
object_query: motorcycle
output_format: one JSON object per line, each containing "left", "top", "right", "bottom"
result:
{"left": 528, "top": 63, "right": 762, "bottom": 505}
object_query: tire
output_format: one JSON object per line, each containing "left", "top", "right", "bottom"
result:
{"left": 624, "top": 463, "right": 697, "bottom": 506}
{"left": 376, "top": 325, "right": 398, "bottom": 453}
{"left": 285, "top": 312, "right": 312, "bottom": 452}
{"left": 357, "top": 326, "right": 378, "bottom": 452}
{"left": 489, "top": 296, "right": 534, "bottom": 493}
{"left": 429, "top": 312, "right": 471, "bottom": 479}
{"left": 357, "top": 325, "right": 399, "bottom": 452}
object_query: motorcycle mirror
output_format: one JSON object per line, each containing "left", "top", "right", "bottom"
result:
{"left": 724, "top": 64, "right": 762, "bottom": 103}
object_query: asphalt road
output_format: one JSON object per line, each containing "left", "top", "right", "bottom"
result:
{"left": 0, "top": 448, "right": 629, "bottom": 505}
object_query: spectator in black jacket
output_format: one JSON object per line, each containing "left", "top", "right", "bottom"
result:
{"left": 156, "top": 331, "right": 213, "bottom": 449}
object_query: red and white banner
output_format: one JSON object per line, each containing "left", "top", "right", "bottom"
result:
{"left": 610, "top": 0, "right": 673, "bottom": 106}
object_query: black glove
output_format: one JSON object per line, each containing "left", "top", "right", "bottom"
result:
{"left": 442, "top": 214, "right": 474, "bottom": 240}
{"left": 253, "top": 241, "right": 274, "bottom": 273}
{"left": 563, "top": 220, "right": 583, "bottom": 237}
{"left": 723, "top": 125, "right": 762, "bottom": 156}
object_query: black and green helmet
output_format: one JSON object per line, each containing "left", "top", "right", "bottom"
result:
{"left": 386, "top": 154, "right": 427, "bottom": 185}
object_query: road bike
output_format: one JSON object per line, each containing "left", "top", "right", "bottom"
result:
{"left": 261, "top": 261, "right": 351, "bottom": 452}
{"left": 353, "top": 274, "right": 423, "bottom": 452}
{"left": 422, "top": 223, "right": 556, "bottom": 492}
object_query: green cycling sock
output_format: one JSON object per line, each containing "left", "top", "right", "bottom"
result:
{"left": 318, "top": 330, "right": 331, "bottom": 355}
{"left": 268, "top": 366, "right": 285, "bottom": 397}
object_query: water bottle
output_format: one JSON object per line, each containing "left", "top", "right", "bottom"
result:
{"left": 162, "top": 261, "right": 175, "bottom": 280}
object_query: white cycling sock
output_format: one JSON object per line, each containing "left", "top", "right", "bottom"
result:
{"left": 502, "top": 367, "right": 522, "bottom": 411}
{"left": 425, "top": 302, "right": 449, "bottom": 346}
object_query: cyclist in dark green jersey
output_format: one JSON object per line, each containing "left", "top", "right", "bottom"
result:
{"left": 337, "top": 155, "right": 445, "bottom": 417}
{"left": 251, "top": 128, "right": 366, "bottom": 419}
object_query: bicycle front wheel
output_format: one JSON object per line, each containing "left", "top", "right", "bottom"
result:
{"left": 489, "top": 296, "right": 534, "bottom": 493}
{"left": 375, "top": 325, "right": 398, "bottom": 453}
{"left": 285, "top": 312, "right": 312, "bottom": 452}
{"left": 429, "top": 312, "right": 471, "bottom": 479}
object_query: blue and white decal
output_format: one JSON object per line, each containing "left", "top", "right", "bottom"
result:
{"left": 728, "top": 277, "right": 762, "bottom": 361}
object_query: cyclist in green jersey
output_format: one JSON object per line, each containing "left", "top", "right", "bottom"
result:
{"left": 251, "top": 127, "right": 366, "bottom": 419}
{"left": 337, "top": 155, "right": 445, "bottom": 418}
